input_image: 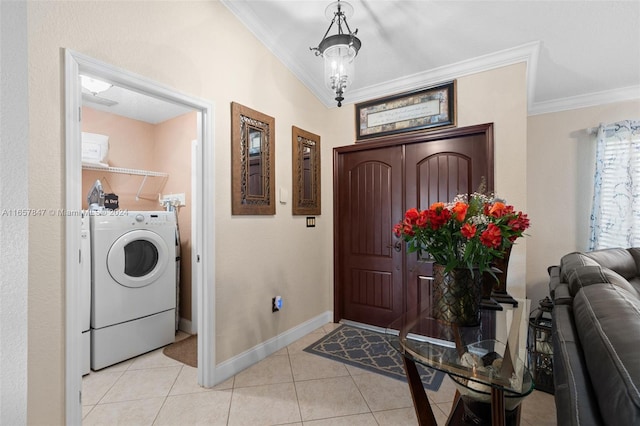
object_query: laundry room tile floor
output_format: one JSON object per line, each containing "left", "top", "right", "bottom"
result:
{"left": 81, "top": 324, "right": 557, "bottom": 425}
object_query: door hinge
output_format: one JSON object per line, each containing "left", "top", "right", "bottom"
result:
{"left": 78, "top": 107, "right": 82, "bottom": 122}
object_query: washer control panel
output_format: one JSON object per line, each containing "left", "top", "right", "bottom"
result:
{"left": 132, "top": 211, "right": 172, "bottom": 226}
{"left": 90, "top": 210, "right": 175, "bottom": 230}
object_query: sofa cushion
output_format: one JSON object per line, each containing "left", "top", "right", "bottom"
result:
{"left": 552, "top": 304, "right": 604, "bottom": 426}
{"left": 584, "top": 248, "right": 638, "bottom": 280}
{"left": 629, "top": 277, "right": 640, "bottom": 294}
{"left": 629, "top": 248, "right": 640, "bottom": 275}
{"left": 560, "top": 252, "right": 599, "bottom": 282}
{"left": 573, "top": 285, "right": 640, "bottom": 425}
{"left": 567, "top": 265, "right": 638, "bottom": 297}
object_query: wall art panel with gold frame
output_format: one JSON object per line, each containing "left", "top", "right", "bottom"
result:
{"left": 292, "top": 126, "right": 321, "bottom": 215}
{"left": 231, "top": 102, "right": 275, "bottom": 215}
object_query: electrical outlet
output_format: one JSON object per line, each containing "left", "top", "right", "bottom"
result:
{"left": 272, "top": 296, "right": 283, "bottom": 312}
{"left": 160, "top": 193, "right": 186, "bottom": 206}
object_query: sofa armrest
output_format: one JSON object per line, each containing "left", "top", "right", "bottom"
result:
{"left": 552, "top": 284, "right": 573, "bottom": 305}
{"left": 552, "top": 304, "right": 604, "bottom": 426}
{"left": 573, "top": 285, "right": 640, "bottom": 424}
{"left": 549, "top": 265, "right": 573, "bottom": 304}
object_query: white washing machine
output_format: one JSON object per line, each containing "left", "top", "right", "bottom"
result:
{"left": 90, "top": 210, "right": 176, "bottom": 370}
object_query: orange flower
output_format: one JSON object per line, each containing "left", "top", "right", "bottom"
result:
{"left": 428, "top": 206, "right": 451, "bottom": 230}
{"left": 488, "top": 202, "right": 507, "bottom": 217}
{"left": 402, "top": 223, "right": 414, "bottom": 236}
{"left": 392, "top": 191, "right": 529, "bottom": 277}
{"left": 416, "top": 210, "right": 429, "bottom": 228}
{"left": 392, "top": 223, "right": 403, "bottom": 237}
{"left": 461, "top": 223, "right": 476, "bottom": 239}
{"left": 480, "top": 223, "right": 502, "bottom": 248}
{"left": 452, "top": 202, "right": 468, "bottom": 222}
{"left": 429, "top": 202, "right": 445, "bottom": 211}
{"left": 404, "top": 208, "right": 420, "bottom": 224}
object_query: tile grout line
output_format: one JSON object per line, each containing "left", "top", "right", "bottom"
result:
{"left": 287, "top": 350, "right": 305, "bottom": 425}
{"left": 90, "top": 368, "right": 126, "bottom": 406}
{"left": 226, "top": 370, "right": 237, "bottom": 426}
{"left": 150, "top": 363, "right": 185, "bottom": 425}
{"left": 345, "top": 360, "right": 378, "bottom": 421}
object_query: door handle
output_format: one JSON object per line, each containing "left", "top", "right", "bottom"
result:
{"left": 386, "top": 241, "right": 403, "bottom": 252}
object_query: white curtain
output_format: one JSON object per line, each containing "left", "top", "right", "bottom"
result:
{"left": 589, "top": 120, "right": 640, "bottom": 250}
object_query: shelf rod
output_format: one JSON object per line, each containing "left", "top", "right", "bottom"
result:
{"left": 82, "top": 164, "right": 168, "bottom": 178}
{"left": 135, "top": 174, "right": 149, "bottom": 201}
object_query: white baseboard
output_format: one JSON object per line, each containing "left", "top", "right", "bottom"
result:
{"left": 178, "top": 318, "right": 194, "bottom": 334}
{"left": 213, "top": 311, "right": 333, "bottom": 385}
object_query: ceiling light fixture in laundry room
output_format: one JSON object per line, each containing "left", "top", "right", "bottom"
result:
{"left": 80, "top": 75, "right": 118, "bottom": 107}
{"left": 80, "top": 75, "right": 112, "bottom": 95}
{"left": 310, "top": 0, "right": 362, "bottom": 107}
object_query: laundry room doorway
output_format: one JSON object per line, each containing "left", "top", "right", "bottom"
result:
{"left": 64, "top": 50, "right": 215, "bottom": 424}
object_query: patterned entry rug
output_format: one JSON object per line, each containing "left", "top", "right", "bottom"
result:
{"left": 304, "top": 325, "right": 444, "bottom": 392}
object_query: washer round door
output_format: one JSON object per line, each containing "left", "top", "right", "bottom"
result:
{"left": 107, "top": 229, "right": 170, "bottom": 288}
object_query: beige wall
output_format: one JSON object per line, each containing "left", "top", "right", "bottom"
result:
{"left": 81, "top": 106, "right": 160, "bottom": 211}
{"left": 155, "top": 112, "right": 198, "bottom": 322}
{"left": 26, "top": 0, "right": 616, "bottom": 422}
{"left": 457, "top": 63, "right": 529, "bottom": 298}
{"left": 527, "top": 99, "right": 640, "bottom": 307}
{"left": 27, "top": 1, "right": 330, "bottom": 423}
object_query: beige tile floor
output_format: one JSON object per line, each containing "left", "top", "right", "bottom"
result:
{"left": 82, "top": 323, "right": 557, "bottom": 425}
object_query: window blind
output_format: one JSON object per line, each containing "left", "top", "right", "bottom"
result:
{"left": 594, "top": 123, "right": 640, "bottom": 248}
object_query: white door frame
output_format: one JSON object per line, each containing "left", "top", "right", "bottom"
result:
{"left": 64, "top": 49, "right": 216, "bottom": 424}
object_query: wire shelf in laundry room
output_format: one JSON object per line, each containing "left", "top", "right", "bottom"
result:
{"left": 82, "top": 164, "right": 169, "bottom": 202}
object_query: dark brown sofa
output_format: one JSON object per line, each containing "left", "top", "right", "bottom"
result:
{"left": 548, "top": 248, "right": 640, "bottom": 426}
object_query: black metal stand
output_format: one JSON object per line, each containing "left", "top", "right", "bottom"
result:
{"left": 490, "top": 291, "right": 518, "bottom": 307}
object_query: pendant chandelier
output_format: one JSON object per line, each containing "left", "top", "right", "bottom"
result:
{"left": 310, "top": 0, "right": 362, "bottom": 107}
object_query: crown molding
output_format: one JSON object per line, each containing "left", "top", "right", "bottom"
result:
{"left": 345, "top": 41, "right": 541, "bottom": 110}
{"left": 221, "top": 2, "right": 638, "bottom": 115}
{"left": 529, "top": 85, "right": 640, "bottom": 115}
{"left": 220, "top": 0, "right": 331, "bottom": 104}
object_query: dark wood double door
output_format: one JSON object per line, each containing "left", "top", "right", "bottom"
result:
{"left": 334, "top": 124, "right": 494, "bottom": 328}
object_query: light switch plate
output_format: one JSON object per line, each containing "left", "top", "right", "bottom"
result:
{"left": 279, "top": 187, "right": 288, "bottom": 204}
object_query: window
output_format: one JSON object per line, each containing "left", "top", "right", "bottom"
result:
{"left": 589, "top": 120, "right": 640, "bottom": 250}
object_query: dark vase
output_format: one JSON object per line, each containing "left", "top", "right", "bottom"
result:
{"left": 432, "top": 264, "right": 483, "bottom": 326}
{"left": 491, "top": 246, "right": 511, "bottom": 295}
{"left": 482, "top": 247, "right": 511, "bottom": 299}
{"left": 483, "top": 246, "right": 519, "bottom": 306}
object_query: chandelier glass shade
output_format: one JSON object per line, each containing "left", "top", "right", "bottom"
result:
{"left": 311, "top": 0, "right": 361, "bottom": 107}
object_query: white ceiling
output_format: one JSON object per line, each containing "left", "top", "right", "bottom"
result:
{"left": 81, "top": 83, "right": 194, "bottom": 124}
{"left": 222, "top": 0, "right": 640, "bottom": 114}
{"left": 82, "top": 1, "right": 640, "bottom": 122}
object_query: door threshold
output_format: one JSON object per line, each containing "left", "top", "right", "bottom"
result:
{"left": 339, "top": 319, "right": 395, "bottom": 335}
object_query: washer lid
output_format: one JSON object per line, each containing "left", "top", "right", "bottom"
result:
{"left": 107, "top": 229, "right": 169, "bottom": 288}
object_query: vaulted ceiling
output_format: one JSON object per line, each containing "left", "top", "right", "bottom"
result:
{"left": 222, "top": 0, "right": 640, "bottom": 114}
{"left": 83, "top": 1, "right": 640, "bottom": 122}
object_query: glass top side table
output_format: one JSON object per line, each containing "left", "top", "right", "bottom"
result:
{"left": 386, "top": 299, "right": 534, "bottom": 426}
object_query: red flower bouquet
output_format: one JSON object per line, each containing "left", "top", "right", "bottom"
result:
{"left": 393, "top": 192, "right": 530, "bottom": 276}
